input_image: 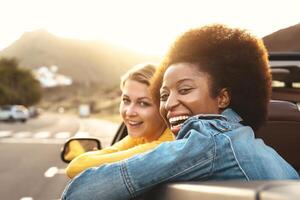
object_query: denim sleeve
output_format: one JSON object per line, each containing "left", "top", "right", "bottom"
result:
{"left": 61, "top": 125, "right": 215, "bottom": 200}
{"left": 61, "top": 162, "right": 132, "bottom": 200}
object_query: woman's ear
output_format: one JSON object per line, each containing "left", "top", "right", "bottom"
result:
{"left": 218, "top": 88, "right": 230, "bottom": 109}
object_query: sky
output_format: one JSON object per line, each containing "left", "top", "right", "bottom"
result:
{"left": 0, "top": 0, "right": 300, "bottom": 55}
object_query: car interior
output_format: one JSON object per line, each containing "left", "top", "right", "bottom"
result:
{"left": 256, "top": 100, "right": 300, "bottom": 174}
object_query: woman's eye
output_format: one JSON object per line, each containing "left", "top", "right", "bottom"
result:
{"left": 160, "top": 93, "right": 169, "bottom": 101}
{"left": 139, "top": 102, "right": 150, "bottom": 107}
{"left": 179, "top": 88, "right": 192, "bottom": 95}
{"left": 122, "top": 98, "right": 130, "bottom": 104}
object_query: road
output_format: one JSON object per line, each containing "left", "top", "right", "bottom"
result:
{"left": 0, "top": 112, "right": 119, "bottom": 200}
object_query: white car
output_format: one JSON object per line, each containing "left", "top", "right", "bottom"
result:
{"left": 0, "top": 105, "right": 29, "bottom": 122}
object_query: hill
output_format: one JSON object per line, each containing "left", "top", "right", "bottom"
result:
{"left": 0, "top": 30, "right": 160, "bottom": 86}
{"left": 263, "top": 23, "right": 300, "bottom": 52}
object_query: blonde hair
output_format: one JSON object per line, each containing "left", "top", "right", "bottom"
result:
{"left": 120, "top": 63, "right": 156, "bottom": 90}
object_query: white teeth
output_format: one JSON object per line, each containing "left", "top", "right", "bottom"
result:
{"left": 169, "top": 115, "right": 189, "bottom": 123}
{"left": 128, "top": 121, "right": 141, "bottom": 125}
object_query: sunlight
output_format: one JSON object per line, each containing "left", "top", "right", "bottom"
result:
{"left": 0, "top": 0, "right": 299, "bottom": 55}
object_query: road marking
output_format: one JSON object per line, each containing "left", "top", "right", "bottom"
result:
{"left": 0, "top": 138, "right": 65, "bottom": 144}
{"left": 20, "top": 197, "right": 33, "bottom": 200}
{"left": 0, "top": 130, "right": 70, "bottom": 143}
{"left": 34, "top": 131, "right": 51, "bottom": 139}
{"left": 14, "top": 131, "right": 32, "bottom": 138}
{"left": 74, "top": 131, "right": 90, "bottom": 137}
{"left": 44, "top": 167, "right": 58, "bottom": 177}
{"left": 54, "top": 132, "right": 71, "bottom": 139}
{"left": 44, "top": 166, "right": 65, "bottom": 177}
{"left": 0, "top": 130, "right": 12, "bottom": 138}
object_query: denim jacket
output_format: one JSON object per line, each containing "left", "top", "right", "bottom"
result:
{"left": 62, "top": 108, "right": 299, "bottom": 200}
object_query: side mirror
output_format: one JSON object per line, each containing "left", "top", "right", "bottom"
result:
{"left": 61, "top": 138, "right": 102, "bottom": 163}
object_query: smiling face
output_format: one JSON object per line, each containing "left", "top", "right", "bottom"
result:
{"left": 120, "top": 79, "right": 166, "bottom": 140}
{"left": 160, "top": 63, "right": 228, "bottom": 134}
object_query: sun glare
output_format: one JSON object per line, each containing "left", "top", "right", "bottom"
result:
{"left": 0, "top": 0, "right": 299, "bottom": 55}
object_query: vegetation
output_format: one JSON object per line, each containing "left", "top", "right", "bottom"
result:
{"left": 0, "top": 57, "right": 42, "bottom": 106}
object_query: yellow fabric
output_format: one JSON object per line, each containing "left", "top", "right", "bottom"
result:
{"left": 66, "top": 128, "right": 175, "bottom": 178}
{"left": 64, "top": 140, "right": 86, "bottom": 161}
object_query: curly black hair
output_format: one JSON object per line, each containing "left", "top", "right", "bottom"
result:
{"left": 151, "top": 24, "right": 272, "bottom": 131}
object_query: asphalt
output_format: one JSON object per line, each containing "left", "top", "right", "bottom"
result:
{"left": 0, "top": 112, "right": 119, "bottom": 200}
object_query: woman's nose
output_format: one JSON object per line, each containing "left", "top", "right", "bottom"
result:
{"left": 165, "top": 92, "right": 179, "bottom": 110}
{"left": 126, "top": 104, "right": 138, "bottom": 116}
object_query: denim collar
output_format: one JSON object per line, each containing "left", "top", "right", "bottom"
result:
{"left": 221, "top": 108, "right": 243, "bottom": 123}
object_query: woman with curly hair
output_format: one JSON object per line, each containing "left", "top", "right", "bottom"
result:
{"left": 62, "top": 25, "right": 298, "bottom": 200}
{"left": 154, "top": 24, "right": 272, "bottom": 132}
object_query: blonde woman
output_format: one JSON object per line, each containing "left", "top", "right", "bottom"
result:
{"left": 66, "top": 64, "right": 174, "bottom": 178}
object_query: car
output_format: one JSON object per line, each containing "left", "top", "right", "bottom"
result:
{"left": 28, "top": 106, "right": 42, "bottom": 118}
{"left": 61, "top": 52, "right": 300, "bottom": 199}
{"left": 0, "top": 105, "right": 30, "bottom": 122}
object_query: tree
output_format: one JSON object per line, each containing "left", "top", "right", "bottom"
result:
{"left": 0, "top": 57, "right": 42, "bottom": 106}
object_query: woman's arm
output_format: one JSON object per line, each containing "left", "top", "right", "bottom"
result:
{"left": 61, "top": 128, "right": 215, "bottom": 200}
{"left": 66, "top": 139, "right": 164, "bottom": 178}
{"left": 66, "top": 129, "right": 174, "bottom": 178}
{"left": 66, "top": 135, "right": 135, "bottom": 178}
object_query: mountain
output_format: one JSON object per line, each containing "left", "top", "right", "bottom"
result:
{"left": 0, "top": 30, "right": 160, "bottom": 86}
{"left": 2, "top": 24, "right": 299, "bottom": 87}
{"left": 263, "top": 23, "right": 300, "bottom": 52}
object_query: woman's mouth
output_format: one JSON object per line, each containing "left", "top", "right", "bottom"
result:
{"left": 168, "top": 115, "right": 189, "bottom": 134}
{"left": 127, "top": 120, "right": 143, "bottom": 127}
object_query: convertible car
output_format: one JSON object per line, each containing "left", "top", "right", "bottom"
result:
{"left": 61, "top": 52, "right": 300, "bottom": 200}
